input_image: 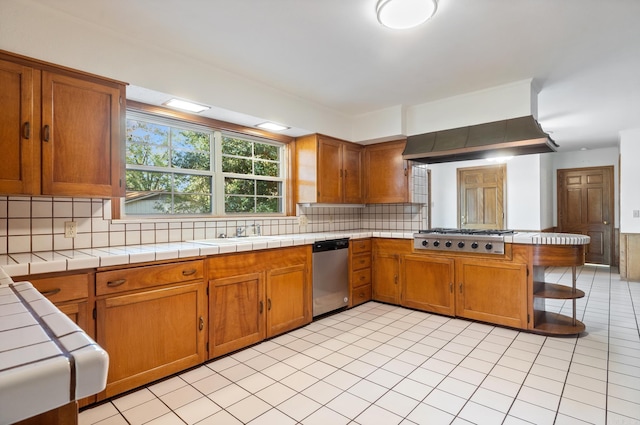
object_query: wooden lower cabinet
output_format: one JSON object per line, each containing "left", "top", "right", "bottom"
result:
{"left": 373, "top": 238, "right": 530, "bottom": 331}
{"left": 456, "top": 259, "right": 528, "bottom": 329}
{"left": 350, "top": 238, "right": 372, "bottom": 307}
{"left": 402, "top": 255, "right": 455, "bottom": 316}
{"left": 95, "top": 261, "right": 207, "bottom": 398}
{"left": 372, "top": 239, "right": 412, "bottom": 304}
{"left": 210, "top": 273, "right": 264, "bottom": 357}
{"left": 208, "top": 246, "right": 312, "bottom": 358}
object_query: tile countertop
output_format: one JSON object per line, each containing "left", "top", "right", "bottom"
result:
{"left": 0, "top": 269, "right": 108, "bottom": 425}
{"left": 0, "top": 231, "right": 590, "bottom": 277}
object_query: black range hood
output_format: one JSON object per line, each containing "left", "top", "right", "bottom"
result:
{"left": 402, "top": 115, "right": 558, "bottom": 164}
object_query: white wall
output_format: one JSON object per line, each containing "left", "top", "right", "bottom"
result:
{"left": 405, "top": 79, "right": 537, "bottom": 136}
{"left": 619, "top": 130, "right": 640, "bottom": 233}
{"left": 551, "top": 147, "right": 620, "bottom": 227}
{"left": 429, "top": 154, "right": 544, "bottom": 231}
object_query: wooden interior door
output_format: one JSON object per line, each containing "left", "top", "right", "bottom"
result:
{"left": 557, "top": 166, "right": 614, "bottom": 265}
{"left": 458, "top": 164, "right": 505, "bottom": 229}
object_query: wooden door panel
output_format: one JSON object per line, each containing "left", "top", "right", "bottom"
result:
{"left": 372, "top": 253, "right": 400, "bottom": 304}
{"left": 402, "top": 255, "right": 454, "bottom": 316}
{"left": 364, "top": 140, "right": 408, "bottom": 204}
{"left": 317, "top": 137, "right": 342, "bottom": 203}
{"left": 459, "top": 165, "right": 505, "bottom": 229}
{"left": 266, "top": 264, "right": 308, "bottom": 337}
{"left": 586, "top": 188, "right": 604, "bottom": 223}
{"left": 0, "top": 60, "right": 36, "bottom": 194}
{"left": 558, "top": 167, "right": 613, "bottom": 264}
{"left": 97, "top": 282, "right": 206, "bottom": 397}
{"left": 343, "top": 144, "right": 363, "bottom": 203}
{"left": 456, "top": 261, "right": 527, "bottom": 329}
{"left": 41, "top": 71, "right": 121, "bottom": 197}
{"left": 210, "top": 273, "right": 264, "bottom": 357}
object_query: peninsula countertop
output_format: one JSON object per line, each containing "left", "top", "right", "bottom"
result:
{"left": 0, "top": 231, "right": 590, "bottom": 277}
{"left": 0, "top": 269, "right": 108, "bottom": 425}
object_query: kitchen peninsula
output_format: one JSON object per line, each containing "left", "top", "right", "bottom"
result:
{"left": 0, "top": 230, "right": 589, "bottom": 405}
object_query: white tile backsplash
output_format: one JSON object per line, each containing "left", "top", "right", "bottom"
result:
{"left": 0, "top": 194, "right": 429, "bottom": 253}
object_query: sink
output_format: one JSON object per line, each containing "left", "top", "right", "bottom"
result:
{"left": 188, "top": 236, "right": 278, "bottom": 245}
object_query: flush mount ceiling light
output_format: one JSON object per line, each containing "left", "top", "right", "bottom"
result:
{"left": 376, "top": 0, "right": 437, "bottom": 30}
{"left": 256, "top": 121, "right": 290, "bottom": 131}
{"left": 163, "top": 98, "right": 210, "bottom": 113}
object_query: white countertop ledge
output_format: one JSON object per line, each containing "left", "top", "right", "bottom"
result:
{"left": 0, "top": 231, "right": 589, "bottom": 277}
{"left": 0, "top": 279, "right": 108, "bottom": 425}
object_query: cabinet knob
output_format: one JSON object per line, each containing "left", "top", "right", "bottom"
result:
{"left": 182, "top": 269, "right": 197, "bottom": 276}
{"left": 259, "top": 301, "right": 264, "bottom": 313}
{"left": 23, "top": 122, "right": 30, "bottom": 140}
{"left": 199, "top": 316, "right": 204, "bottom": 331}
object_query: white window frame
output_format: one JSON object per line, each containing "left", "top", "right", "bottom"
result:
{"left": 122, "top": 111, "right": 287, "bottom": 218}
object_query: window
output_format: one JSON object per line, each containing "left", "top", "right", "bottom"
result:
{"left": 124, "top": 113, "right": 285, "bottom": 216}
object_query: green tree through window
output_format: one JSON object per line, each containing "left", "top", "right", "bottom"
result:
{"left": 124, "top": 113, "right": 284, "bottom": 216}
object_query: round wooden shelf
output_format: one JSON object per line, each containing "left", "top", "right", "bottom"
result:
{"left": 531, "top": 311, "right": 585, "bottom": 336}
{"left": 533, "top": 282, "right": 585, "bottom": 299}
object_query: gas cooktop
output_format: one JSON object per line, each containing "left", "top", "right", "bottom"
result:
{"left": 413, "top": 228, "right": 515, "bottom": 254}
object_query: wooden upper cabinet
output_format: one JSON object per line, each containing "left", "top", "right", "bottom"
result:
{"left": 0, "top": 58, "right": 37, "bottom": 194}
{"left": 295, "top": 134, "right": 363, "bottom": 204}
{"left": 0, "top": 50, "right": 126, "bottom": 198}
{"left": 41, "top": 71, "right": 124, "bottom": 197}
{"left": 364, "top": 140, "right": 409, "bottom": 204}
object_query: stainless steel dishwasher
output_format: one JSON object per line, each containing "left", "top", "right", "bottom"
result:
{"left": 312, "top": 238, "right": 349, "bottom": 317}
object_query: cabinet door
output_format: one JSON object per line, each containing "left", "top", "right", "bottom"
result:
{"left": 209, "top": 273, "right": 265, "bottom": 358}
{"left": 96, "top": 282, "right": 206, "bottom": 397}
{"left": 372, "top": 253, "right": 401, "bottom": 304}
{"left": 402, "top": 255, "right": 455, "bottom": 316}
{"left": 0, "top": 59, "right": 37, "bottom": 195}
{"left": 41, "top": 71, "right": 123, "bottom": 197}
{"left": 343, "top": 143, "right": 363, "bottom": 203}
{"left": 364, "top": 140, "right": 409, "bottom": 203}
{"left": 266, "top": 264, "right": 311, "bottom": 338}
{"left": 456, "top": 260, "right": 528, "bottom": 329}
{"left": 317, "top": 136, "right": 343, "bottom": 203}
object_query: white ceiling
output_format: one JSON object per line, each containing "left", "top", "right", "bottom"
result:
{"left": 28, "top": 0, "right": 640, "bottom": 152}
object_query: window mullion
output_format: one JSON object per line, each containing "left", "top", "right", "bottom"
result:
{"left": 213, "top": 131, "right": 225, "bottom": 216}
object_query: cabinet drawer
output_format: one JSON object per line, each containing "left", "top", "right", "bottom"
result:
{"left": 351, "top": 239, "right": 371, "bottom": 254}
{"left": 30, "top": 274, "right": 90, "bottom": 303}
{"left": 352, "top": 268, "right": 371, "bottom": 288}
{"left": 97, "top": 260, "right": 203, "bottom": 296}
{"left": 351, "top": 285, "right": 371, "bottom": 306}
{"left": 352, "top": 253, "right": 371, "bottom": 271}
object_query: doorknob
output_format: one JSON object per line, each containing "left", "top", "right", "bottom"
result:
{"left": 603, "top": 221, "right": 609, "bottom": 225}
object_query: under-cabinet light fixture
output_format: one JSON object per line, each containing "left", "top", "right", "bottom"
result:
{"left": 486, "top": 156, "right": 513, "bottom": 163}
{"left": 256, "top": 121, "right": 290, "bottom": 131}
{"left": 163, "top": 98, "right": 210, "bottom": 113}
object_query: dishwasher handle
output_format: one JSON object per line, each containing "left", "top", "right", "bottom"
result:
{"left": 312, "top": 238, "right": 350, "bottom": 253}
